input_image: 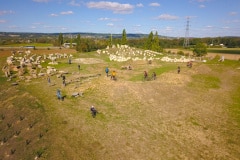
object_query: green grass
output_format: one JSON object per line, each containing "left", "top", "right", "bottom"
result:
{"left": 208, "top": 48, "right": 240, "bottom": 54}
{"left": 149, "top": 63, "right": 177, "bottom": 75}
{"left": 0, "top": 43, "right": 53, "bottom": 47}
{"left": 129, "top": 63, "right": 177, "bottom": 81}
{"left": 229, "top": 86, "right": 240, "bottom": 127}
{"left": 188, "top": 74, "right": 221, "bottom": 90}
{"left": 1, "top": 48, "right": 240, "bottom": 159}
{"left": 206, "top": 55, "right": 240, "bottom": 65}
{"left": 0, "top": 76, "right": 7, "bottom": 83}
{"left": 205, "top": 56, "right": 240, "bottom": 75}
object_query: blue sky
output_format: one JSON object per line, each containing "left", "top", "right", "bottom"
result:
{"left": 0, "top": 0, "right": 240, "bottom": 37}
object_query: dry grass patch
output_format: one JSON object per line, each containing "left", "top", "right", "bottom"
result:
{"left": 0, "top": 49, "right": 240, "bottom": 159}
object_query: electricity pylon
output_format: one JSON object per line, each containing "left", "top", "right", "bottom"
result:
{"left": 183, "top": 17, "right": 190, "bottom": 48}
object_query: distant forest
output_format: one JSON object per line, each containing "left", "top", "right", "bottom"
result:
{"left": 0, "top": 32, "right": 240, "bottom": 52}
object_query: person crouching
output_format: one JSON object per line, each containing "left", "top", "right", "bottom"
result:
{"left": 90, "top": 106, "right": 98, "bottom": 118}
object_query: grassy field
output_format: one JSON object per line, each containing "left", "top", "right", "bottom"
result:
{"left": 0, "top": 48, "right": 240, "bottom": 159}
{"left": 165, "top": 48, "right": 240, "bottom": 61}
{"left": 0, "top": 43, "right": 54, "bottom": 47}
{"left": 207, "top": 48, "right": 240, "bottom": 54}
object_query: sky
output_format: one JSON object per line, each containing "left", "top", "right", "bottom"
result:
{"left": 0, "top": 0, "right": 240, "bottom": 37}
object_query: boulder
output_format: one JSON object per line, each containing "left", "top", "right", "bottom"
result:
{"left": 11, "top": 82, "right": 18, "bottom": 86}
{"left": 72, "top": 92, "right": 83, "bottom": 97}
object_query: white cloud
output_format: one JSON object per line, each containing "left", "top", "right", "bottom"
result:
{"left": 136, "top": 3, "right": 144, "bottom": 7}
{"left": 30, "top": 26, "right": 37, "bottom": 29}
{"left": 199, "top": 4, "right": 205, "bottom": 8}
{"left": 232, "top": 19, "right": 240, "bottom": 23}
{"left": 222, "top": 26, "right": 229, "bottom": 29}
{"left": 229, "top": 12, "right": 237, "bottom": 16}
{"left": 8, "top": 25, "right": 19, "bottom": 29}
{"left": 32, "top": 22, "right": 43, "bottom": 25}
{"left": 98, "top": 17, "right": 121, "bottom": 22}
{"left": 86, "top": 1, "right": 134, "bottom": 14}
{"left": 69, "top": 0, "right": 81, "bottom": 6}
{"left": 0, "top": 10, "right": 14, "bottom": 16}
{"left": 206, "top": 25, "right": 213, "bottom": 28}
{"left": 189, "top": 0, "right": 208, "bottom": 2}
{"left": 156, "top": 14, "right": 179, "bottom": 20}
{"left": 60, "top": 27, "right": 68, "bottom": 31}
{"left": 60, "top": 11, "right": 73, "bottom": 15}
{"left": 32, "top": 0, "right": 49, "bottom": 2}
{"left": 0, "top": 20, "right": 7, "bottom": 23}
{"left": 149, "top": 3, "right": 160, "bottom": 7}
{"left": 223, "top": 19, "right": 240, "bottom": 24}
{"left": 134, "top": 24, "right": 141, "bottom": 27}
{"left": 165, "top": 26, "right": 173, "bottom": 31}
{"left": 151, "top": 27, "right": 158, "bottom": 32}
{"left": 196, "top": 0, "right": 208, "bottom": 2}
{"left": 98, "top": 17, "right": 110, "bottom": 21}
{"left": 50, "top": 13, "right": 58, "bottom": 16}
{"left": 43, "top": 25, "right": 51, "bottom": 28}
{"left": 107, "top": 23, "right": 114, "bottom": 26}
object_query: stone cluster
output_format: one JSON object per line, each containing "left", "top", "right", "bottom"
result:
{"left": 2, "top": 50, "right": 72, "bottom": 82}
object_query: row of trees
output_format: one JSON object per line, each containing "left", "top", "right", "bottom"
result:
{"left": 58, "top": 29, "right": 208, "bottom": 57}
{"left": 1, "top": 31, "right": 239, "bottom": 49}
{"left": 58, "top": 33, "right": 108, "bottom": 52}
{"left": 0, "top": 30, "right": 235, "bottom": 58}
{"left": 58, "top": 29, "right": 165, "bottom": 53}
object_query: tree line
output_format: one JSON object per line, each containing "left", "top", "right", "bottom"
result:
{"left": 1, "top": 30, "right": 239, "bottom": 56}
{"left": 57, "top": 30, "right": 240, "bottom": 51}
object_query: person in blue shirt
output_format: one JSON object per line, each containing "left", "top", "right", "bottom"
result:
{"left": 105, "top": 67, "right": 109, "bottom": 77}
{"left": 56, "top": 89, "right": 62, "bottom": 100}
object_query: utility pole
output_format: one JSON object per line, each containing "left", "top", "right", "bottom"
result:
{"left": 183, "top": 17, "right": 190, "bottom": 48}
{"left": 110, "top": 33, "right": 112, "bottom": 47}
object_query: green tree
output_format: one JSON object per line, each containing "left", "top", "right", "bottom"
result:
{"left": 145, "top": 31, "right": 154, "bottom": 50}
{"left": 193, "top": 42, "right": 207, "bottom": 57}
{"left": 76, "top": 34, "right": 82, "bottom": 52}
{"left": 152, "top": 31, "right": 162, "bottom": 52}
{"left": 121, "top": 29, "right": 127, "bottom": 45}
{"left": 58, "top": 33, "right": 63, "bottom": 47}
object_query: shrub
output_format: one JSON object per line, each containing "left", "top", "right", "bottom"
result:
{"left": 177, "top": 50, "right": 184, "bottom": 55}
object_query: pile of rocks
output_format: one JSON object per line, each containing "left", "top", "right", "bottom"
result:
{"left": 97, "top": 44, "right": 163, "bottom": 62}
{"left": 161, "top": 56, "right": 195, "bottom": 63}
{"left": 97, "top": 45, "right": 197, "bottom": 63}
{"left": 2, "top": 50, "right": 72, "bottom": 82}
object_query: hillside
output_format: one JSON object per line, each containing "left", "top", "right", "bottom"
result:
{"left": 0, "top": 47, "right": 240, "bottom": 159}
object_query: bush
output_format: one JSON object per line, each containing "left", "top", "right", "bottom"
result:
{"left": 177, "top": 51, "right": 184, "bottom": 55}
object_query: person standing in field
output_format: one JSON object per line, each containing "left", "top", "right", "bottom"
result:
{"left": 62, "top": 75, "right": 66, "bottom": 86}
{"left": 105, "top": 67, "right": 109, "bottom": 77}
{"left": 144, "top": 71, "right": 148, "bottom": 80}
{"left": 177, "top": 66, "right": 181, "bottom": 74}
{"left": 152, "top": 72, "right": 156, "bottom": 80}
{"left": 56, "top": 89, "right": 62, "bottom": 100}
{"left": 111, "top": 70, "right": 116, "bottom": 80}
{"left": 47, "top": 76, "right": 51, "bottom": 85}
